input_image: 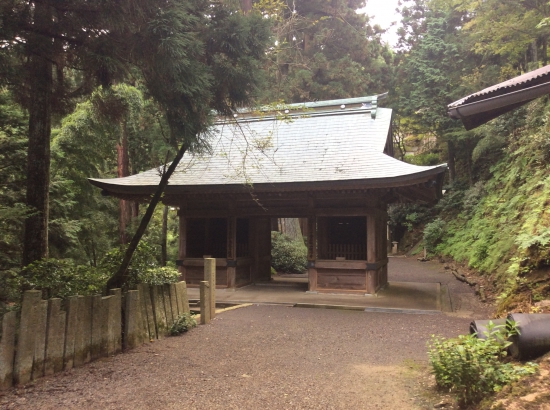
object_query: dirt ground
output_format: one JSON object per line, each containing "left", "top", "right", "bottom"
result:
{"left": 0, "top": 257, "right": 492, "bottom": 409}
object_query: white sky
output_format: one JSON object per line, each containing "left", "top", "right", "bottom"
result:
{"left": 358, "top": 0, "right": 401, "bottom": 48}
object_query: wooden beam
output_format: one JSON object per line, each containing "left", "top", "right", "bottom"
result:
{"left": 307, "top": 214, "right": 317, "bottom": 292}
{"left": 178, "top": 216, "right": 186, "bottom": 280}
{"left": 226, "top": 216, "right": 237, "bottom": 288}
{"left": 366, "top": 214, "right": 377, "bottom": 294}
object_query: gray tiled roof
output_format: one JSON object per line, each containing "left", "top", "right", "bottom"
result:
{"left": 449, "top": 65, "right": 550, "bottom": 108}
{"left": 90, "top": 106, "right": 446, "bottom": 193}
{"left": 447, "top": 65, "right": 550, "bottom": 130}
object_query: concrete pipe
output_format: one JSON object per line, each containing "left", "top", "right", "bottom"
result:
{"left": 469, "top": 319, "right": 506, "bottom": 340}
{"left": 507, "top": 313, "right": 550, "bottom": 360}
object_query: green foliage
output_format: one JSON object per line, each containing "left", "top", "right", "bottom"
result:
{"left": 0, "top": 89, "right": 29, "bottom": 271}
{"left": 21, "top": 259, "right": 109, "bottom": 299}
{"left": 426, "top": 100, "right": 550, "bottom": 309}
{"left": 423, "top": 218, "right": 446, "bottom": 252}
{"left": 170, "top": 313, "right": 197, "bottom": 336}
{"left": 271, "top": 231, "right": 307, "bottom": 274}
{"left": 428, "top": 322, "right": 538, "bottom": 406}
{"left": 257, "top": 0, "right": 392, "bottom": 103}
{"left": 14, "top": 242, "right": 180, "bottom": 301}
{"left": 404, "top": 152, "right": 441, "bottom": 166}
{"left": 138, "top": 266, "right": 180, "bottom": 286}
{"left": 100, "top": 242, "right": 178, "bottom": 288}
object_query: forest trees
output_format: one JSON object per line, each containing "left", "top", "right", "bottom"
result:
{"left": 395, "top": 3, "right": 475, "bottom": 182}
{"left": 392, "top": 0, "right": 550, "bottom": 185}
{"left": 0, "top": 0, "right": 270, "bottom": 277}
{"left": 257, "top": 0, "right": 393, "bottom": 102}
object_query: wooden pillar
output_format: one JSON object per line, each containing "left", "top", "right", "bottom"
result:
{"left": 366, "top": 214, "right": 377, "bottom": 294}
{"left": 307, "top": 215, "right": 317, "bottom": 292}
{"left": 317, "top": 217, "right": 328, "bottom": 259}
{"left": 178, "top": 212, "right": 186, "bottom": 281}
{"left": 204, "top": 258, "right": 216, "bottom": 318}
{"left": 226, "top": 216, "right": 237, "bottom": 288}
{"left": 254, "top": 217, "right": 272, "bottom": 282}
{"left": 381, "top": 210, "right": 389, "bottom": 287}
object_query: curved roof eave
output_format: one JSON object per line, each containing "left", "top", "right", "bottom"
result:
{"left": 88, "top": 163, "right": 447, "bottom": 197}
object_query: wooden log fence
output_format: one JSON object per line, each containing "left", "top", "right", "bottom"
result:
{"left": 0, "top": 281, "right": 190, "bottom": 390}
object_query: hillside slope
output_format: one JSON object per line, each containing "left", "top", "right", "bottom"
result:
{"left": 430, "top": 100, "right": 550, "bottom": 315}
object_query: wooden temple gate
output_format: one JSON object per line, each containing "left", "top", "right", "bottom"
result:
{"left": 89, "top": 96, "right": 447, "bottom": 296}
{"left": 174, "top": 189, "right": 393, "bottom": 295}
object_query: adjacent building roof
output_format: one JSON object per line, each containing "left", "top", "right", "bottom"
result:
{"left": 90, "top": 96, "right": 447, "bottom": 198}
{"left": 448, "top": 65, "right": 550, "bottom": 130}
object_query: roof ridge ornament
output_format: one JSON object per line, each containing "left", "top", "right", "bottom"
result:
{"left": 371, "top": 95, "right": 378, "bottom": 120}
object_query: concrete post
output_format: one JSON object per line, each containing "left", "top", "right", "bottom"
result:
{"left": 138, "top": 284, "right": 156, "bottom": 340}
{"left": 392, "top": 241, "right": 398, "bottom": 255}
{"left": 32, "top": 300, "right": 48, "bottom": 380}
{"left": 14, "top": 290, "right": 41, "bottom": 385}
{"left": 108, "top": 289, "right": 122, "bottom": 353}
{"left": 151, "top": 285, "right": 167, "bottom": 338}
{"left": 45, "top": 298, "right": 66, "bottom": 376}
{"left": 63, "top": 296, "right": 79, "bottom": 370}
{"left": 204, "top": 258, "right": 216, "bottom": 318}
{"left": 74, "top": 295, "right": 93, "bottom": 367}
{"left": 91, "top": 295, "right": 103, "bottom": 360}
{"left": 162, "top": 284, "right": 174, "bottom": 326}
{"left": 175, "top": 281, "right": 190, "bottom": 314}
{"left": 169, "top": 283, "right": 179, "bottom": 321}
{"left": 200, "top": 281, "right": 211, "bottom": 325}
{"left": 0, "top": 311, "right": 16, "bottom": 390}
{"left": 99, "top": 296, "right": 112, "bottom": 356}
{"left": 124, "top": 290, "right": 144, "bottom": 350}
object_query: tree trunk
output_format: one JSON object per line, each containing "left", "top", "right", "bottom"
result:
{"left": 22, "top": 3, "right": 53, "bottom": 266}
{"left": 117, "top": 121, "right": 132, "bottom": 244}
{"left": 106, "top": 140, "right": 190, "bottom": 290}
{"left": 240, "top": 0, "right": 252, "bottom": 13}
{"left": 278, "top": 218, "right": 303, "bottom": 243}
{"left": 447, "top": 139, "right": 456, "bottom": 184}
{"left": 160, "top": 205, "right": 168, "bottom": 266}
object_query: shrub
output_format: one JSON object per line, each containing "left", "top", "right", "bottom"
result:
{"left": 100, "top": 242, "right": 159, "bottom": 283}
{"left": 100, "top": 242, "right": 178, "bottom": 288}
{"left": 170, "top": 313, "right": 197, "bottom": 335}
{"left": 21, "top": 259, "right": 109, "bottom": 299}
{"left": 138, "top": 266, "right": 180, "bottom": 286}
{"left": 428, "top": 322, "right": 538, "bottom": 407}
{"left": 423, "top": 218, "right": 446, "bottom": 252}
{"left": 271, "top": 231, "right": 307, "bottom": 273}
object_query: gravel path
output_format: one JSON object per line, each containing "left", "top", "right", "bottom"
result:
{"left": 0, "top": 257, "right": 491, "bottom": 409}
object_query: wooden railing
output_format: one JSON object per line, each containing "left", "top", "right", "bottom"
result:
{"left": 326, "top": 244, "right": 366, "bottom": 260}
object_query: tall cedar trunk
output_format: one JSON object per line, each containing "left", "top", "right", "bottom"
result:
{"left": 240, "top": 0, "right": 252, "bottom": 13}
{"left": 160, "top": 205, "right": 168, "bottom": 266}
{"left": 117, "top": 121, "right": 131, "bottom": 244}
{"left": 278, "top": 218, "right": 303, "bottom": 243}
{"left": 22, "top": 3, "right": 53, "bottom": 266}
{"left": 106, "top": 139, "right": 190, "bottom": 290}
{"left": 447, "top": 139, "right": 456, "bottom": 183}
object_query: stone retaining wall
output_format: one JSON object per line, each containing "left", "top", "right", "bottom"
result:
{"left": 0, "top": 281, "right": 190, "bottom": 390}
